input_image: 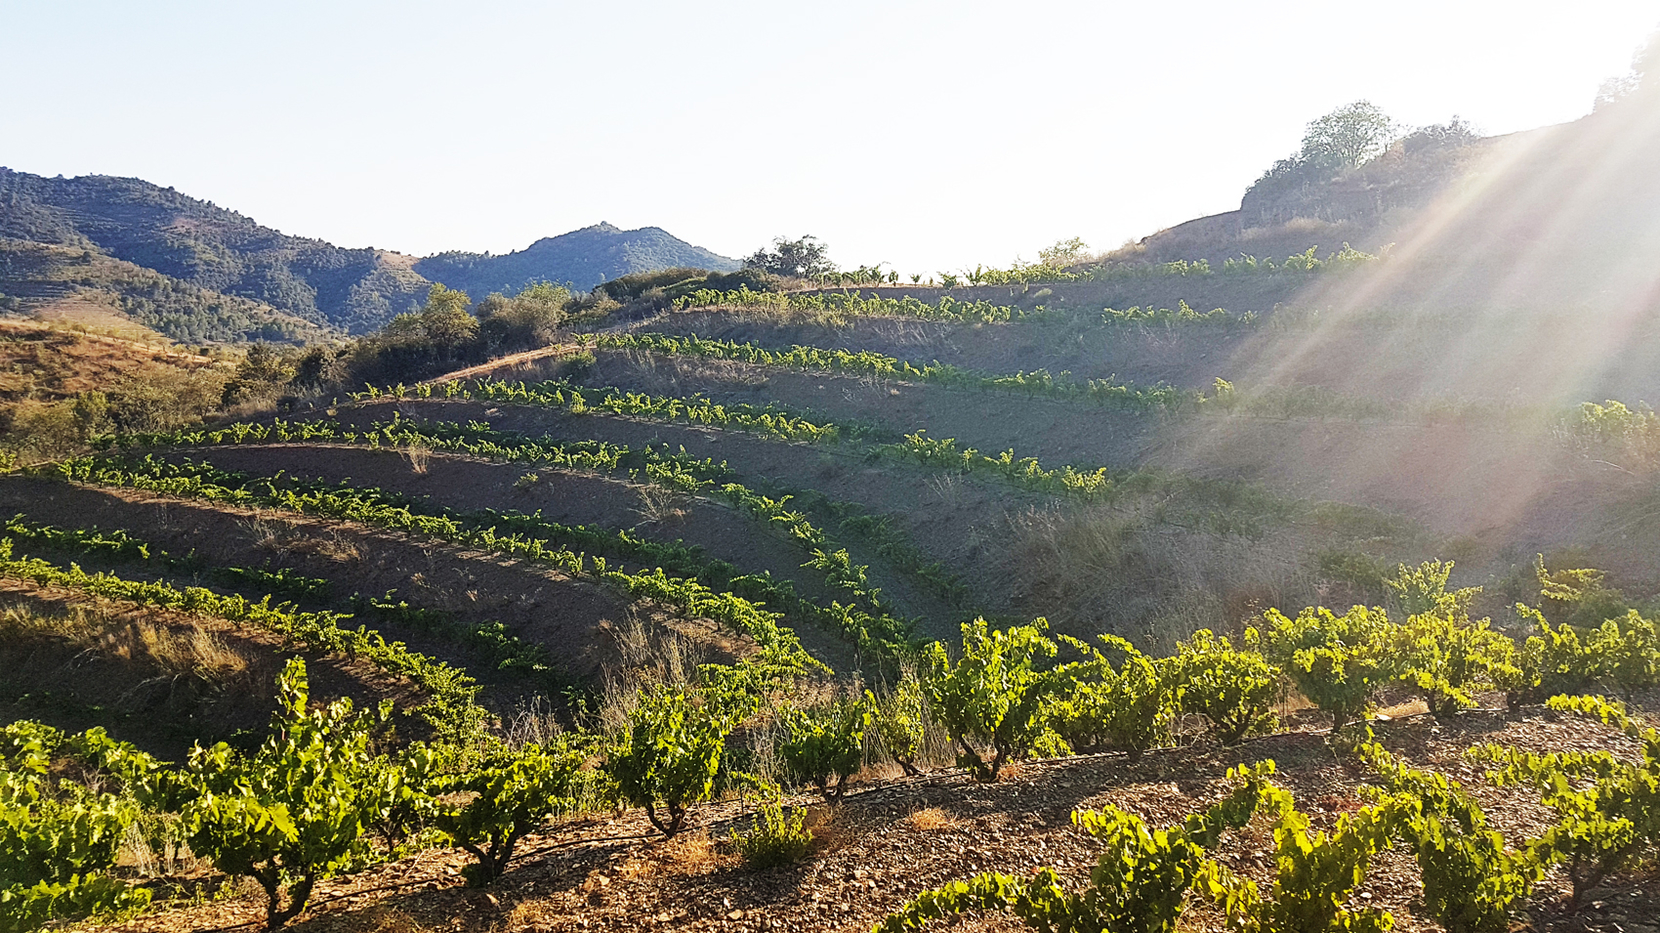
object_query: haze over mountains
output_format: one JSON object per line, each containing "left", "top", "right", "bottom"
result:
{"left": 0, "top": 168, "right": 739, "bottom": 339}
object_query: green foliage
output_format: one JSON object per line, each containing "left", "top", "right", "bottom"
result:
{"left": 1498, "top": 604, "right": 1660, "bottom": 706}
{"left": 674, "top": 287, "right": 1042, "bottom": 324}
{"left": 876, "top": 762, "right": 1274, "bottom": 933}
{"left": 1384, "top": 562, "right": 1513, "bottom": 718}
{"left": 1564, "top": 399, "right": 1660, "bottom": 470}
{"left": 1101, "top": 300, "right": 1256, "bottom": 329}
{"left": 606, "top": 683, "right": 739, "bottom": 837}
{"left": 1046, "top": 634, "right": 1174, "bottom": 759}
{"left": 924, "top": 619, "right": 1060, "bottom": 781}
{"left": 1199, "top": 782, "right": 1403, "bottom": 933}
{"left": 874, "top": 672, "right": 927, "bottom": 776}
{"left": 1362, "top": 744, "right": 1537, "bottom": 933}
{"left": 0, "top": 536, "right": 487, "bottom": 742}
{"left": 744, "top": 235, "right": 836, "bottom": 278}
{"left": 1167, "top": 629, "right": 1280, "bottom": 745}
{"left": 0, "top": 723, "right": 150, "bottom": 932}
{"left": 181, "top": 659, "right": 399, "bottom": 930}
{"left": 779, "top": 692, "right": 874, "bottom": 802}
{"left": 730, "top": 784, "right": 812, "bottom": 870}
{"left": 475, "top": 281, "right": 569, "bottom": 351}
{"left": 52, "top": 451, "right": 813, "bottom": 665}
{"left": 1300, "top": 101, "right": 1397, "bottom": 169}
{"left": 597, "top": 332, "right": 1203, "bottom": 414}
{"left": 1535, "top": 553, "right": 1628, "bottom": 627}
{"left": 433, "top": 739, "right": 586, "bottom": 885}
{"left": 1475, "top": 695, "right": 1660, "bottom": 906}
{"left": 1261, "top": 605, "right": 1401, "bottom": 733}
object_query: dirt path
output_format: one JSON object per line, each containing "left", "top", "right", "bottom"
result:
{"left": 423, "top": 343, "right": 582, "bottom": 384}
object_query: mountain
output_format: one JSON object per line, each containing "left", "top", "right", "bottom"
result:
{"left": 0, "top": 237, "right": 331, "bottom": 344}
{"left": 0, "top": 170, "right": 739, "bottom": 337}
{"left": 413, "top": 222, "right": 741, "bottom": 298}
{"left": 0, "top": 169, "right": 430, "bottom": 335}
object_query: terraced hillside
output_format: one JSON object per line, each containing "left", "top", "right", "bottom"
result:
{"left": 8, "top": 251, "right": 1660, "bottom": 933}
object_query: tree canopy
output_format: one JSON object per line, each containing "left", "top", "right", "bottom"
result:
{"left": 744, "top": 236, "right": 836, "bottom": 278}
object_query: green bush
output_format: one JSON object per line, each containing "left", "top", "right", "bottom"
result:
{"left": 779, "top": 692, "right": 873, "bottom": 803}
{"left": 1362, "top": 744, "right": 1537, "bottom": 933}
{"left": 1475, "top": 695, "right": 1660, "bottom": 907}
{"left": 434, "top": 739, "right": 586, "bottom": 885}
{"left": 181, "top": 659, "right": 397, "bottom": 930}
{"left": 730, "top": 784, "right": 812, "bottom": 870}
{"left": 1166, "top": 629, "right": 1279, "bottom": 745}
{"left": 606, "top": 683, "right": 735, "bottom": 837}
{"left": 924, "top": 619, "right": 1062, "bottom": 782}
{"left": 0, "top": 723, "right": 150, "bottom": 933}
{"left": 1199, "top": 782, "right": 1403, "bottom": 933}
{"left": 1383, "top": 566, "right": 1513, "bottom": 718}
{"left": 1046, "top": 634, "right": 1173, "bottom": 760}
{"left": 874, "top": 672, "right": 926, "bottom": 776}
{"left": 1261, "top": 605, "right": 1401, "bottom": 733}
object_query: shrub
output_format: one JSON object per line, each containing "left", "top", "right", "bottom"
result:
{"left": 730, "top": 784, "right": 812, "bottom": 870}
{"left": 876, "top": 762, "right": 1274, "bottom": 933}
{"left": 0, "top": 723, "right": 151, "bottom": 932}
{"left": 1167, "top": 629, "right": 1280, "bottom": 745}
{"left": 1362, "top": 744, "right": 1537, "bottom": 933}
{"left": 1475, "top": 695, "right": 1660, "bottom": 907}
{"left": 1046, "top": 635, "right": 1173, "bottom": 759}
{"left": 779, "top": 691, "right": 873, "bottom": 803}
{"left": 924, "top": 619, "right": 1061, "bottom": 782}
{"left": 181, "top": 659, "right": 395, "bottom": 930}
{"left": 606, "top": 683, "right": 734, "bottom": 837}
{"left": 1382, "top": 565, "right": 1514, "bottom": 718}
{"left": 874, "top": 672, "right": 926, "bottom": 776}
{"left": 1261, "top": 605, "right": 1401, "bottom": 733}
{"left": 1200, "top": 783, "right": 1403, "bottom": 933}
{"left": 434, "top": 739, "right": 586, "bottom": 885}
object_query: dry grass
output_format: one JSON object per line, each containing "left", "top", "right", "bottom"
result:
{"left": 804, "top": 804, "right": 854, "bottom": 854}
{"left": 401, "top": 443, "right": 432, "bottom": 475}
{"left": 1007, "top": 505, "right": 1318, "bottom": 649}
{"left": 108, "top": 620, "right": 252, "bottom": 685}
{"left": 593, "top": 613, "right": 705, "bottom": 734}
{"left": 634, "top": 485, "right": 689, "bottom": 526}
{"left": 335, "top": 906, "right": 434, "bottom": 933}
{"left": 904, "top": 807, "right": 961, "bottom": 832}
{"left": 620, "top": 829, "right": 733, "bottom": 879}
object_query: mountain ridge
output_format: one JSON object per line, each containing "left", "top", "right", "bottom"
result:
{"left": 0, "top": 169, "right": 740, "bottom": 337}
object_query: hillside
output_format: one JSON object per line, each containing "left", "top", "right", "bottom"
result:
{"left": 416, "top": 222, "right": 742, "bottom": 298}
{"left": 10, "top": 86, "right": 1660, "bottom": 933}
{"left": 0, "top": 237, "right": 332, "bottom": 344}
{"left": 0, "top": 169, "right": 429, "bottom": 334}
{"left": 0, "top": 170, "right": 741, "bottom": 336}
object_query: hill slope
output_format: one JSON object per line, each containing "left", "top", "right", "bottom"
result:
{"left": 413, "top": 222, "right": 741, "bottom": 297}
{"left": 0, "top": 237, "right": 331, "bottom": 344}
{"left": 0, "top": 168, "right": 431, "bottom": 334}
{"left": 0, "top": 171, "right": 739, "bottom": 335}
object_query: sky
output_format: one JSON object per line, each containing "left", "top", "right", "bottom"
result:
{"left": 2, "top": 1, "right": 1656, "bottom": 275}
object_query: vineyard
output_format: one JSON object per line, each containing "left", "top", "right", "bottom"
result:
{"left": 8, "top": 265, "right": 1660, "bottom": 933}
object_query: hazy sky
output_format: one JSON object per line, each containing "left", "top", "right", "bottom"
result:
{"left": 3, "top": 2, "right": 1655, "bottom": 274}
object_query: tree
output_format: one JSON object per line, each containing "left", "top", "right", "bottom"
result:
{"left": 744, "top": 236, "right": 836, "bottom": 278}
{"left": 1036, "top": 238, "right": 1089, "bottom": 268}
{"left": 1299, "top": 100, "right": 1396, "bottom": 169}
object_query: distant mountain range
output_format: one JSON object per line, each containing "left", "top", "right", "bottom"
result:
{"left": 0, "top": 169, "right": 740, "bottom": 339}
